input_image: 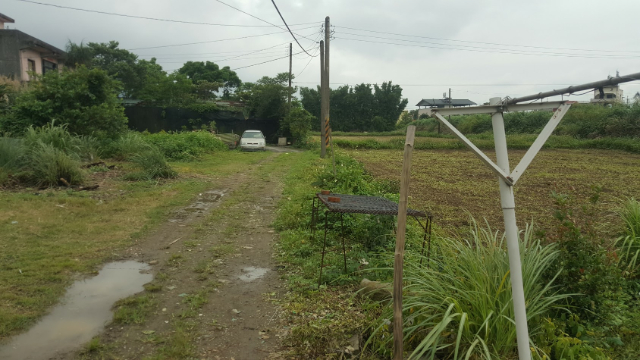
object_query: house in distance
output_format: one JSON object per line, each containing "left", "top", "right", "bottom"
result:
{"left": 0, "top": 13, "right": 66, "bottom": 81}
{"left": 416, "top": 95, "right": 476, "bottom": 117}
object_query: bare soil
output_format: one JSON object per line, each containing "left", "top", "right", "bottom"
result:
{"left": 62, "top": 153, "right": 291, "bottom": 360}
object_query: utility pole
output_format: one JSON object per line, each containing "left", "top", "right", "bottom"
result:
{"left": 319, "top": 40, "right": 327, "bottom": 158}
{"left": 288, "top": 43, "right": 292, "bottom": 110}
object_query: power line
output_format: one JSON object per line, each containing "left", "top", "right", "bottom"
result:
{"left": 269, "top": 0, "right": 315, "bottom": 57}
{"left": 233, "top": 50, "right": 305, "bottom": 70}
{"left": 293, "top": 81, "right": 640, "bottom": 87}
{"left": 336, "top": 25, "right": 640, "bottom": 54}
{"left": 213, "top": 0, "right": 317, "bottom": 43}
{"left": 335, "top": 36, "right": 640, "bottom": 59}
{"left": 14, "top": 0, "right": 318, "bottom": 28}
{"left": 127, "top": 27, "right": 317, "bottom": 50}
{"left": 338, "top": 31, "right": 640, "bottom": 58}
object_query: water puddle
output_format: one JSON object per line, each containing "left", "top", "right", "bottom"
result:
{"left": 238, "top": 267, "right": 269, "bottom": 282}
{"left": 0, "top": 261, "right": 152, "bottom": 360}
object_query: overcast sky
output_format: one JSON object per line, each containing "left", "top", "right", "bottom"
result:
{"left": 4, "top": 0, "right": 640, "bottom": 108}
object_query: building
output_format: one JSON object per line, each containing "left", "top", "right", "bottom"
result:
{"left": 0, "top": 13, "right": 65, "bottom": 81}
{"left": 590, "top": 85, "right": 624, "bottom": 105}
{"left": 634, "top": 92, "right": 640, "bottom": 103}
{"left": 415, "top": 97, "right": 476, "bottom": 117}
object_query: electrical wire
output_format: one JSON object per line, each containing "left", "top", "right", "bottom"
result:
{"left": 213, "top": 0, "right": 317, "bottom": 43}
{"left": 337, "top": 31, "right": 640, "bottom": 58}
{"left": 335, "top": 36, "right": 640, "bottom": 59}
{"left": 269, "top": 0, "right": 315, "bottom": 57}
{"left": 336, "top": 25, "right": 640, "bottom": 54}
{"left": 14, "top": 0, "right": 318, "bottom": 28}
{"left": 127, "top": 27, "right": 317, "bottom": 50}
{"left": 233, "top": 50, "right": 305, "bottom": 70}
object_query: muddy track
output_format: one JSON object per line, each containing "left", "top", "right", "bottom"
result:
{"left": 58, "top": 152, "right": 290, "bottom": 359}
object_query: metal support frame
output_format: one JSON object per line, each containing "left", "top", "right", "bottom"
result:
{"left": 427, "top": 98, "right": 573, "bottom": 360}
{"left": 311, "top": 199, "right": 431, "bottom": 286}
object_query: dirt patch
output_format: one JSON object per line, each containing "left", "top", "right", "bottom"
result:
{"left": 50, "top": 153, "right": 291, "bottom": 359}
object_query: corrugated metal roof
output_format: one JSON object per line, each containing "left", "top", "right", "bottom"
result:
{"left": 415, "top": 98, "right": 477, "bottom": 107}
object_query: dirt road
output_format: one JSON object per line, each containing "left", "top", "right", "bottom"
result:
{"left": 63, "top": 152, "right": 291, "bottom": 359}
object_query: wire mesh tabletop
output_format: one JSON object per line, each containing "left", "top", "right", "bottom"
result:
{"left": 316, "top": 193, "right": 427, "bottom": 217}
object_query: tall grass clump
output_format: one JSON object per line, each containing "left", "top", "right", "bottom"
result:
{"left": 28, "top": 142, "right": 84, "bottom": 186}
{"left": 0, "top": 136, "right": 25, "bottom": 185}
{"left": 23, "top": 122, "right": 99, "bottom": 161}
{"left": 617, "top": 198, "right": 640, "bottom": 274}
{"left": 368, "top": 223, "right": 568, "bottom": 359}
{"left": 101, "top": 131, "right": 154, "bottom": 160}
{"left": 127, "top": 148, "right": 177, "bottom": 180}
{"left": 141, "top": 131, "right": 226, "bottom": 160}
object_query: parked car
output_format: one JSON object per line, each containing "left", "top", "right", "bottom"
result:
{"left": 239, "top": 130, "right": 266, "bottom": 151}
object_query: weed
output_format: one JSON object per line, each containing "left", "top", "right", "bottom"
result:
{"left": 617, "top": 198, "right": 640, "bottom": 274}
{"left": 142, "top": 130, "right": 227, "bottom": 161}
{"left": 143, "top": 283, "right": 163, "bottom": 292}
{"left": 28, "top": 142, "right": 84, "bottom": 186}
{"left": 127, "top": 148, "right": 176, "bottom": 180}
{"left": 167, "top": 253, "right": 183, "bottom": 267}
{"left": 113, "top": 295, "right": 156, "bottom": 325}
{"left": 210, "top": 244, "right": 234, "bottom": 258}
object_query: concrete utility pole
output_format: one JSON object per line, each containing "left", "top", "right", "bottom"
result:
{"left": 320, "top": 16, "right": 331, "bottom": 158}
{"left": 288, "top": 43, "right": 292, "bottom": 110}
{"left": 319, "top": 40, "right": 327, "bottom": 158}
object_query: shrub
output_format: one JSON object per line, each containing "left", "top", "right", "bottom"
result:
{"left": 368, "top": 223, "right": 568, "bottom": 359}
{"left": 0, "top": 136, "right": 25, "bottom": 185}
{"left": 128, "top": 148, "right": 176, "bottom": 180}
{"left": 28, "top": 142, "right": 84, "bottom": 186}
{"left": 23, "top": 122, "right": 99, "bottom": 162}
{"left": 141, "top": 131, "right": 226, "bottom": 160}
{"left": 100, "top": 132, "right": 154, "bottom": 160}
{"left": 281, "top": 107, "right": 314, "bottom": 145}
{"left": 2, "top": 66, "right": 127, "bottom": 138}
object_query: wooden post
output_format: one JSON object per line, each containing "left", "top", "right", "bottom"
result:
{"left": 288, "top": 43, "right": 292, "bottom": 110}
{"left": 393, "top": 125, "right": 416, "bottom": 360}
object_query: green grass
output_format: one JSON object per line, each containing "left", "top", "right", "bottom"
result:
{"left": 113, "top": 295, "right": 157, "bottom": 325}
{"left": 0, "top": 151, "right": 273, "bottom": 340}
{"left": 368, "top": 223, "right": 570, "bottom": 359}
{"left": 314, "top": 133, "right": 640, "bottom": 154}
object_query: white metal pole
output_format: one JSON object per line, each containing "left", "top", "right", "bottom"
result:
{"left": 489, "top": 97, "right": 530, "bottom": 360}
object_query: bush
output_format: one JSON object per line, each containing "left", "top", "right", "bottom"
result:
{"left": 23, "top": 122, "right": 99, "bottom": 161}
{"left": 368, "top": 223, "right": 568, "bottom": 359}
{"left": 0, "top": 136, "right": 25, "bottom": 185}
{"left": 617, "top": 198, "right": 640, "bottom": 275}
{"left": 1, "top": 66, "right": 127, "bottom": 138}
{"left": 28, "top": 142, "right": 84, "bottom": 186}
{"left": 127, "top": 148, "right": 176, "bottom": 180}
{"left": 281, "top": 107, "right": 314, "bottom": 145}
{"left": 100, "top": 132, "right": 154, "bottom": 160}
{"left": 141, "top": 131, "right": 226, "bottom": 160}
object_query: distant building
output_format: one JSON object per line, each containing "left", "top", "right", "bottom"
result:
{"left": 590, "top": 85, "right": 624, "bottom": 105}
{"left": 634, "top": 92, "right": 640, "bottom": 103}
{"left": 0, "top": 13, "right": 65, "bottom": 81}
{"left": 415, "top": 97, "right": 476, "bottom": 117}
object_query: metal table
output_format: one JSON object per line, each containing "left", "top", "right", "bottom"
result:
{"left": 311, "top": 193, "right": 432, "bottom": 285}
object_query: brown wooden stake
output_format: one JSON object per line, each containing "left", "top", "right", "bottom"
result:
{"left": 393, "top": 125, "right": 416, "bottom": 360}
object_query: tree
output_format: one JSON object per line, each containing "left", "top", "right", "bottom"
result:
{"left": 239, "top": 73, "right": 295, "bottom": 121}
{"left": 178, "top": 61, "right": 241, "bottom": 97}
{"left": 281, "top": 107, "right": 314, "bottom": 144}
{"left": 1, "top": 66, "right": 127, "bottom": 138}
{"left": 299, "top": 81, "right": 408, "bottom": 132}
{"left": 65, "top": 41, "right": 144, "bottom": 98}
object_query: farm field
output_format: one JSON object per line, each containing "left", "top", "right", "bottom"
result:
{"left": 347, "top": 148, "right": 640, "bottom": 235}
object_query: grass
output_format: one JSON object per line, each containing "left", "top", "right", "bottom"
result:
{"left": 0, "top": 151, "right": 273, "bottom": 340}
{"left": 347, "top": 148, "right": 640, "bottom": 235}
{"left": 368, "top": 223, "right": 569, "bottom": 359}
{"left": 113, "top": 295, "right": 157, "bottom": 325}
{"left": 311, "top": 133, "right": 640, "bottom": 154}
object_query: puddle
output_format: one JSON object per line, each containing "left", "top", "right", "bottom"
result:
{"left": 238, "top": 267, "right": 269, "bottom": 282}
{"left": 0, "top": 261, "right": 152, "bottom": 360}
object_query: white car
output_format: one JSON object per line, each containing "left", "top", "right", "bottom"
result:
{"left": 240, "top": 130, "right": 266, "bottom": 151}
